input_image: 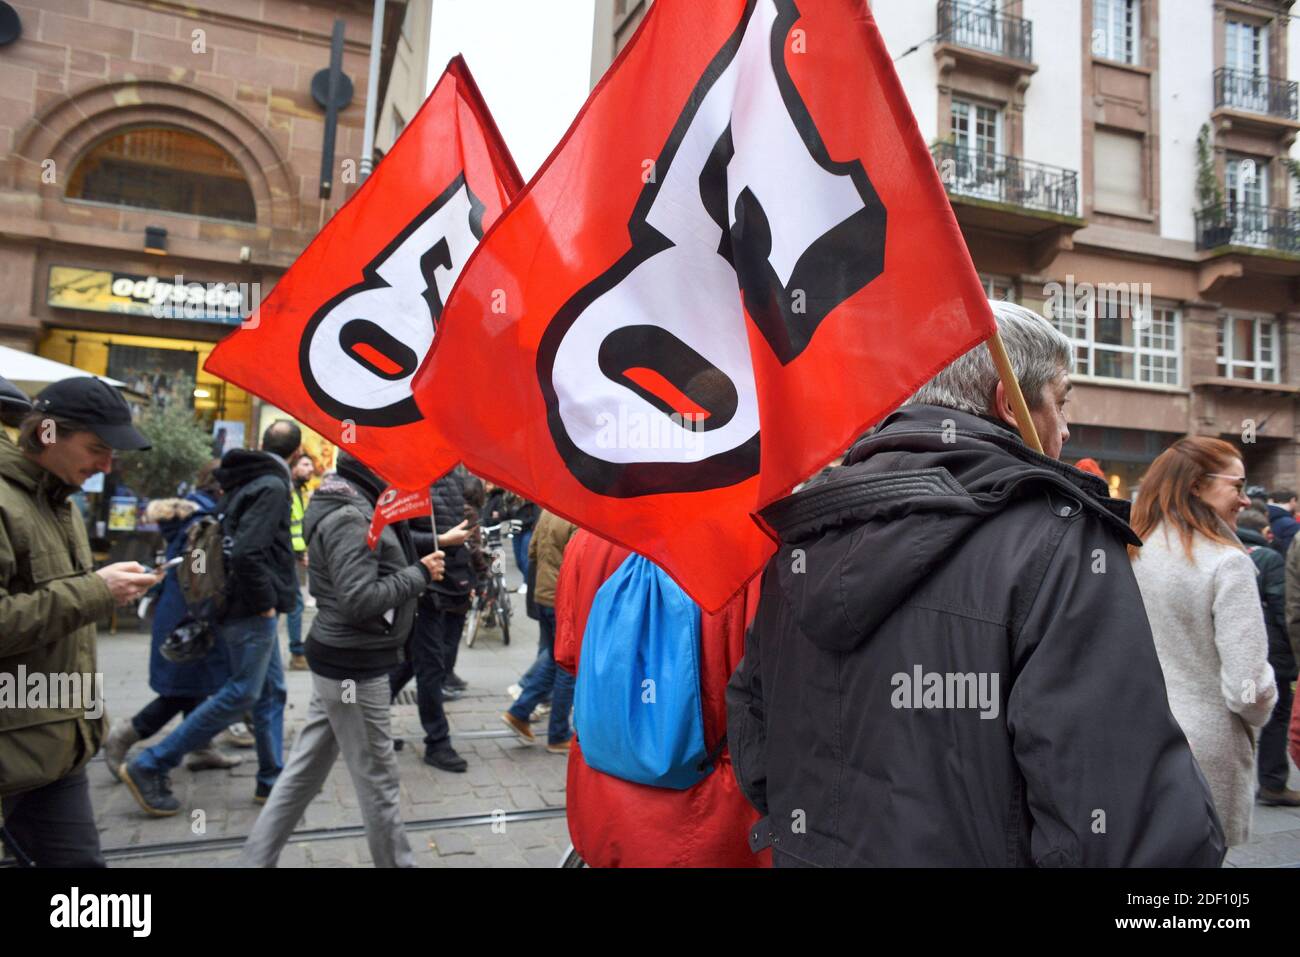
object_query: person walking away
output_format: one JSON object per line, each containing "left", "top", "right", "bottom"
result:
{"left": 501, "top": 510, "right": 577, "bottom": 753}
{"left": 388, "top": 475, "right": 474, "bottom": 772}
{"left": 102, "top": 460, "right": 241, "bottom": 777}
{"left": 122, "top": 420, "right": 301, "bottom": 815}
{"left": 240, "top": 453, "right": 444, "bottom": 867}
{"left": 286, "top": 451, "right": 315, "bottom": 670}
{"left": 0, "top": 377, "right": 157, "bottom": 866}
{"left": 426, "top": 469, "right": 475, "bottom": 695}
{"left": 554, "top": 529, "right": 768, "bottom": 866}
{"left": 509, "top": 494, "right": 539, "bottom": 594}
{"left": 1130, "top": 438, "right": 1279, "bottom": 845}
{"left": 1238, "top": 508, "right": 1300, "bottom": 805}
{"left": 727, "top": 301, "right": 1225, "bottom": 866}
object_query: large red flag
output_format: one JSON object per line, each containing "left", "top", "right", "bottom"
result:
{"left": 205, "top": 56, "right": 522, "bottom": 488}
{"left": 413, "top": 0, "right": 996, "bottom": 611}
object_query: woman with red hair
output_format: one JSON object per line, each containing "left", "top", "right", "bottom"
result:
{"left": 1130, "top": 436, "right": 1277, "bottom": 846}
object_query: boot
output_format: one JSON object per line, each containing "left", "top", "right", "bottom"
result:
{"left": 185, "top": 747, "right": 244, "bottom": 771}
{"left": 102, "top": 718, "right": 140, "bottom": 782}
{"left": 121, "top": 760, "right": 181, "bottom": 817}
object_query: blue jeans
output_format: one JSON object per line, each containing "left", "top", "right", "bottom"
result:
{"left": 513, "top": 529, "right": 532, "bottom": 584}
{"left": 508, "top": 606, "right": 573, "bottom": 744}
{"left": 136, "top": 615, "right": 286, "bottom": 788}
{"left": 285, "top": 588, "right": 305, "bottom": 656}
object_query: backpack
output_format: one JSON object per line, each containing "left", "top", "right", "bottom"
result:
{"left": 573, "top": 554, "right": 722, "bottom": 790}
{"left": 177, "top": 513, "right": 229, "bottom": 620}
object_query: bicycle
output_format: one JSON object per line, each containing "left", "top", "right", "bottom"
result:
{"left": 464, "top": 519, "right": 520, "bottom": 648}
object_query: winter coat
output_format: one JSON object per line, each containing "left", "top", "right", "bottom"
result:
{"left": 1132, "top": 522, "right": 1278, "bottom": 846}
{"left": 1239, "top": 527, "right": 1296, "bottom": 682}
{"left": 727, "top": 404, "right": 1225, "bottom": 867}
{"left": 145, "top": 492, "right": 229, "bottom": 697}
{"left": 303, "top": 473, "right": 429, "bottom": 653}
{"left": 554, "top": 529, "right": 768, "bottom": 867}
{"left": 1267, "top": 504, "right": 1299, "bottom": 557}
{"left": 417, "top": 471, "right": 471, "bottom": 607}
{"left": 214, "top": 449, "right": 298, "bottom": 620}
{"left": 1280, "top": 536, "right": 1300, "bottom": 676}
{"left": 528, "top": 511, "right": 577, "bottom": 608}
{"left": 0, "top": 434, "right": 113, "bottom": 798}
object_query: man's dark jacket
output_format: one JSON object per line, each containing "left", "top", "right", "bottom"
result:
{"left": 412, "top": 470, "right": 472, "bottom": 609}
{"left": 1240, "top": 527, "right": 1298, "bottom": 682}
{"left": 726, "top": 404, "right": 1226, "bottom": 867}
{"left": 215, "top": 449, "right": 298, "bottom": 621}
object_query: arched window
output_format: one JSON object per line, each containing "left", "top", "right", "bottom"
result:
{"left": 66, "top": 126, "right": 257, "bottom": 223}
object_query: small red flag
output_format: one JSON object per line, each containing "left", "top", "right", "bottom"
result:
{"left": 367, "top": 487, "right": 432, "bottom": 550}
{"left": 205, "top": 56, "right": 522, "bottom": 488}
{"left": 412, "top": 0, "right": 996, "bottom": 611}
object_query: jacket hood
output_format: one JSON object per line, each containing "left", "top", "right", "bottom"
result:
{"left": 756, "top": 404, "right": 1139, "bottom": 653}
{"left": 215, "top": 448, "right": 289, "bottom": 492}
{"left": 302, "top": 473, "right": 369, "bottom": 546}
{"left": 145, "top": 497, "right": 199, "bottom": 524}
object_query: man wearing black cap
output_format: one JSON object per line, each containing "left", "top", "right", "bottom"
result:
{"left": 0, "top": 376, "right": 160, "bottom": 867}
{"left": 122, "top": 419, "right": 300, "bottom": 816}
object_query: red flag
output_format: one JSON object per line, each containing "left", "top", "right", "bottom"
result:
{"left": 367, "top": 487, "right": 432, "bottom": 550}
{"left": 205, "top": 56, "right": 522, "bottom": 488}
{"left": 413, "top": 0, "right": 996, "bottom": 611}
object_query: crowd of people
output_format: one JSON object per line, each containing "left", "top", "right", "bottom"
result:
{"left": 1, "top": 297, "right": 1298, "bottom": 867}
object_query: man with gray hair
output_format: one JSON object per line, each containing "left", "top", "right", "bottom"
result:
{"left": 728, "top": 300, "right": 1225, "bottom": 867}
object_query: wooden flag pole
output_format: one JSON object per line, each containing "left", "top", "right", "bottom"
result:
{"left": 985, "top": 329, "right": 1043, "bottom": 454}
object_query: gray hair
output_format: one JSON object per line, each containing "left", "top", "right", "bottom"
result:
{"left": 907, "top": 299, "right": 1073, "bottom": 416}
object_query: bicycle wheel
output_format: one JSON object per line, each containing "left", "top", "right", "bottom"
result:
{"left": 465, "top": 596, "right": 482, "bottom": 648}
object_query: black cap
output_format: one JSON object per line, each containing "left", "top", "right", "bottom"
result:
{"left": 32, "top": 377, "right": 151, "bottom": 451}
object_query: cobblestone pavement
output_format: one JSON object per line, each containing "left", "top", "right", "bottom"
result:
{"left": 90, "top": 563, "right": 574, "bottom": 868}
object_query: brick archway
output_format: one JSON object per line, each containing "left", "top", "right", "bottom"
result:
{"left": 11, "top": 76, "right": 299, "bottom": 233}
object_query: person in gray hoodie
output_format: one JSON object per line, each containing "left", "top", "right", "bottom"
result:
{"left": 240, "top": 452, "right": 444, "bottom": 867}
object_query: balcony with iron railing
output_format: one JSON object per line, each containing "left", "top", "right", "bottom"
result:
{"left": 1195, "top": 202, "right": 1300, "bottom": 254}
{"left": 1213, "top": 66, "right": 1299, "bottom": 122}
{"left": 931, "top": 142, "right": 1078, "bottom": 219}
{"left": 936, "top": 0, "right": 1033, "bottom": 64}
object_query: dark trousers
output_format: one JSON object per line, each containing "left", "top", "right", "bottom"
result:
{"left": 441, "top": 600, "right": 467, "bottom": 676}
{"left": 390, "top": 600, "right": 464, "bottom": 753}
{"left": 1, "top": 767, "right": 105, "bottom": 867}
{"left": 1259, "top": 677, "right": 1296, "bottom": 791}
{"left": 131, "top": 694, "right": 204, "bottom": 739}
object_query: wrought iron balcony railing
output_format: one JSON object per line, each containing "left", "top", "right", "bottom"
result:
{"left": 1195, "top": 202, "right": 1300, "bottom": 253}
{"left": 931, "top": 142, "right": 1078, "bottom": 218}
{"left": 937, "top": 0, "right": 1033, "bottom": 64}
{"left": 1214, "top": 66, "right": 1299, "bottom": 121}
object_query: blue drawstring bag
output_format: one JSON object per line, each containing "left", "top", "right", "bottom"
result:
{"left": 574, "top": 554, "right": 711, "bottom": 790}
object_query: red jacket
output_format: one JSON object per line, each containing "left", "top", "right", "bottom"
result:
{"left": 554, "top": 529, "right": 769, "bottom": 867}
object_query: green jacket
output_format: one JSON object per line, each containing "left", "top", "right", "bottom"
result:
{"left": 0, "top": 435, "right": 113, "bottom": 797}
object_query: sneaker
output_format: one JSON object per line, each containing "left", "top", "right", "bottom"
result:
{"left": 501, "top": 711, "right": 536, "bottom": 744}
{"left": 217, "top": 723, "right": 255, "bottom": 748}
{"left": 184, "top": 747, "right": 243, "bottom": 772}
{"left": 546, "top": 739, "right": 571, "bottom": 755}
{"left": 102, "top": 718, "right": 140, "bottom": 782}
{"left": 424, "top": 745, "right": 468, "bottom": 773}
{"left": 442, "top": 685, "right": 465, "bottom": 701}
{"left": 121, "top": 760, "right": 181, "bottom": 817}
{"left": 289, "top": 653, "right": 309, "bottom": 671}
{"left": 1257, "top": 786, "right": 1300, "bottom": 807}
{"left": 517, "top": 583, "right": 528, "bottom": 594}
{"left": 507, "top": 683, "right": 523, "bottom": 700}
{"left": 445, "top": 672, "right": 468, "bottom": 691}
{"left": 254, "top": 781, "right": 274, "bottom": 805}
